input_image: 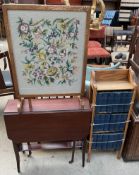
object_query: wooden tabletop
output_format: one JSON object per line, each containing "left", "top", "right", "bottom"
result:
{"left": 4, "top": 97, "right": 91, "bottom": 114}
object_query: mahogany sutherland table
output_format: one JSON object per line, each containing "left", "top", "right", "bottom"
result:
{"left": 4, "top": 98, "right": 92, "bottom": 173}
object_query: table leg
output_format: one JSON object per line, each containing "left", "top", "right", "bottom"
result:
{"left": 12, "top": 142, "right": 20, "bottom": 173}
{"left": 82, "top": 139, "right": 86, "bottom": 167}
{"left": 27, "top": 142, "right": 32, "bottom": 157}
{"left": 69, "top": 141, "right": 76, "bottom": 164}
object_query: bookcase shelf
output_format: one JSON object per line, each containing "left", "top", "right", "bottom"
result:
{"left": 119, "top": 0, "right": 139, "bottom": 24}
{"left": 87, "top": 69, "right": 136, "bottom": 162}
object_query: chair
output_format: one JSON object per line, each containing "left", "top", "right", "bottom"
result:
{"left": 0, "top": 51, "right": 15, "bottom": 97}
{"left": 105, "top": 26, "right": 123, "bottom": 51}
{"left": 112, "top": 29, "right": 133, "bottom": 51}
{"left": 87, "top": 40, "right": 111, "bottom": 65}
{"left": 127, "top": 18, "right": 139, "bottom": 69}
{"left": 129, "top": 37, "right": 139, "bottom": 78}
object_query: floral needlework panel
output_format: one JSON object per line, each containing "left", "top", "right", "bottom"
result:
{"left": 8, "top": 10, "right": 87, "bottom": 95}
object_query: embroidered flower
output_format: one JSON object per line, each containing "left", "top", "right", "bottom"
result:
{"left": 19, "top": 23, "right": 29, "bottom": 34}
{"left": 47, "top": 67, "right": 58, "bottom": 76}
{"left": 37, "top": 50, "right": 46, "bottom": 60}
{"left": 59, "top": 49, "right": 66, "bottom": 59}
{"left": 48, "top": 46, "right": 56, "bottom": 54}
{"left": 24, "top": 63, "right": 34, "bottom": 71}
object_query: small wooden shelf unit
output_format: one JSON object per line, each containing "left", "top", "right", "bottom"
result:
{"left": 88, "top": 69, "right": 137, "bottom": 162}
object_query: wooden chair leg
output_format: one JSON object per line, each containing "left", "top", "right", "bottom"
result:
{"left": 69, "top": 141, "right": 76, "bottom": 164}
{"left": 12, "top": 142, "right": 20, "bottom": 173}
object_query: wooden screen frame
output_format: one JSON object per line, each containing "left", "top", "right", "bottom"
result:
{"left": 3, "top": 4, "right": 90, "bottom": 98}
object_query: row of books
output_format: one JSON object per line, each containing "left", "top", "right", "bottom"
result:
{"left": 93, "top": 113, "right": 127, "bottom": 131}
{"left": 92, "top": 132, "right": 123, "bottom": 150}
{"left": 93, "top": 122, "right": 126, "bottom": 132}
{"left": 94, "top": 113, "right": 127, "bottom": 124}
{"left": 95, "top": 104, "right": 130, "bottom": 113}
{"left": 93, "top": 132, "right": 123, "bottom": 142}
{"left": 92, "top": 140, "right": 122, "bottom": 150}
{"left": 96, "top": 91, "right": 133, "bottom": 105}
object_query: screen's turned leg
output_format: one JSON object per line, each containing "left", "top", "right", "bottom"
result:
{"left": 12, "top": 142, "right": 20, "bottom": 173}
{"left": 69, "top": 141, "right": 76, "bottom": 164}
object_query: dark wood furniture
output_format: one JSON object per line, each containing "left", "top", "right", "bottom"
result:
{"left": 122, "top": 110, "right": 139, "bottom": 161}
{"left": 127, "top": 18, "right": 139, "bottom": 71}
{"left": 4, "top": 98, "right": 92, "bottom": 173}
{"left": 128, "top": 37, "right": 139, "bottom": 76}
{"left": 122, "top": 19, "right": 139, "bottom": 161}
{"left": 0, "top": 51, "right": 15, "bottom": 97}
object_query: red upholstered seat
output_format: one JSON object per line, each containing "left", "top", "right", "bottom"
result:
{"left": 87, "top": 39, "right": 111, "bottom": 64}
{"left": 87, "top": 47, "right": 110, "bottom": 59}
{"left": 88, "top": 41, "right": 101, "bottom": 48}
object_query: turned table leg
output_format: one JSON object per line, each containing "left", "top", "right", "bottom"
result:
{"left": 12, "top": 142, "right": 20, "bottom": 173}
{"left": 82, "top": 139, "right": 86, "bottom": 167}
{"left": 27, "top": 142, "right": 32, "bottom": 157}
{"left": 69, "top": 141, "right": 76, "bottom": 164}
